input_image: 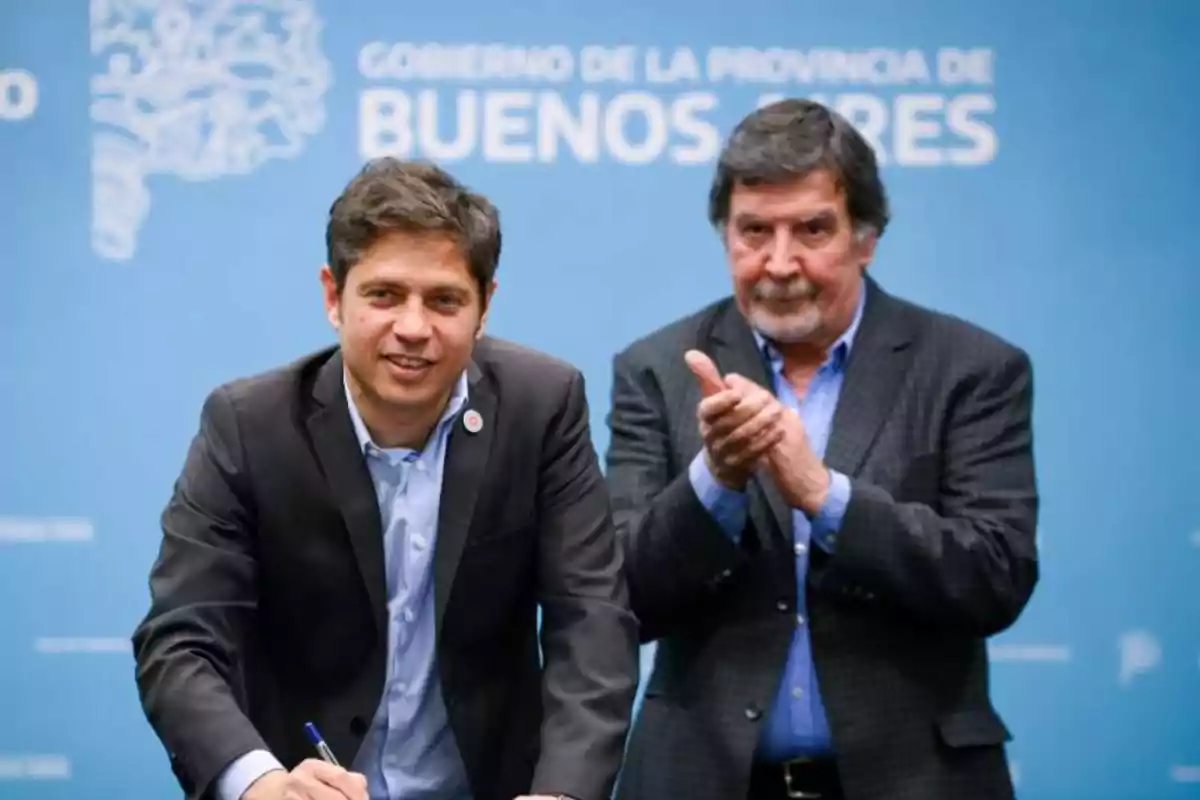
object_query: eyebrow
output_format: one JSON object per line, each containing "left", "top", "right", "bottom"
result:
{"left": 796, "top": 210, "right": 838, "bottom": 225}
{"left": 358, "top": 280, "right": 470, "bottom": 295}
{"left": 733, "top": 209, "right": 838, "bottom": 225}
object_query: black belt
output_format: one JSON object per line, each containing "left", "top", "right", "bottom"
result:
{"left": 749, "top": 756, "right": 842, "bottom": 800}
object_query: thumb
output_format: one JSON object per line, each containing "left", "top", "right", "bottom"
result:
{"left": 723, "top": 372, "right": 757, "bottom": 392}
{"left": 684, "top": 349, "right": 726, "bottom": 397}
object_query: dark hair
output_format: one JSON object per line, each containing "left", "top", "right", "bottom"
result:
{"left": 325, "top": 157, "right": 501, "bottom": 299}
{"left": 708, "top": 98, "right": 890, "bottom": 237}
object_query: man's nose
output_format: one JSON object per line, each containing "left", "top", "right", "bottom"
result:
{"left": 762, "top": 230, "right": 801, "bottom": 279}
{"left": 392, "top": 301, "right": 432, "bottom": 341}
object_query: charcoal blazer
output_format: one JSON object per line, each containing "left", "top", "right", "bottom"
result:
{"left": 605, "top": 277, "right": 1038, "bottom": 800}
{"left": 133, "top": 338, "right": 639, "bottom": 800}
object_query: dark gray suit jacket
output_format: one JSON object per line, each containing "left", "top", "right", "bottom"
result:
{"left": 132, "top": 339, "right": 639, "bottom": 800}
{"left": 605, "top": 279, "right": 1038, "bottom": 800}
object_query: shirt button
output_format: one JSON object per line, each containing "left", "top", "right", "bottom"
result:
{"left": 744, "top": 704, "right": 762, "bottom": 721}
{"left": 776, "top": 600, "right": 789, "bottom": 613}
{"left": 412, "top": 535, "right": 427, "bottom": 551}
{"left": 792, "top": 687, "right": 804, "bottom": 700}
{"left": 415, "top": 461, "right": 426, "bottom": 472}
{"left": 796, "top": 614, "right": 805, "bottom": 626}
{"left": 403, "top": 608, "right": 415, "bottom": 623}
{"left": 794, "top": 542, "right": 807, "bottom": 556}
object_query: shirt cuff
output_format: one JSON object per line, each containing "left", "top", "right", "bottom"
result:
{"left": 215, "top": 749, "right": 285, "bottom": 800}
{"left": 810, "top": 469, "right": 851, "bottom": 553}
{"left": 688, "top": 451, "right": 749, "bottom": 543}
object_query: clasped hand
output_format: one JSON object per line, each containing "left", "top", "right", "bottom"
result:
{"left": 685, "top": 349, "right": 830, "bottom": 515}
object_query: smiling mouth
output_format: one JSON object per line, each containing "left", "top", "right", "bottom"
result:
{"left": 384, "top": 355, "right": 434, "bottom": 374}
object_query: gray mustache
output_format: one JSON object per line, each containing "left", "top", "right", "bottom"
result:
{"left": 753, "top": 280, "right": 816, "bottom": 301}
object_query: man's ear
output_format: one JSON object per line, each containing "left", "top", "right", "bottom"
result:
{"left": 854, "top": 227, "right": 878, "bottom": 272}
{"left": 720, "top": 219, "right": 735, "bottom": 252}
{"left": 320, "top": 265, "right": 341, "bottom": 330}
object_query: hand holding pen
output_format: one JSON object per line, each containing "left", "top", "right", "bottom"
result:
{"left": 240, "top": 722, "right": 367, "bottom": 800}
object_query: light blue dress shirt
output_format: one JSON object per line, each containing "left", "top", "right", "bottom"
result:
{"left": 216, "top": 371, "right": 473, "bottom": 800}
{"left": 688, "top": 292, "right": 864, "bottom": 762}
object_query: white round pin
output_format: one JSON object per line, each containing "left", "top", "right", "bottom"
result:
{"left": 463, "top": 409, "right": 483, "bottom": 434}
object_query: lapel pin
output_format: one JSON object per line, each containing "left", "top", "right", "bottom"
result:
{"left": 463, "top": 409, "right": 483, "bottom": 434}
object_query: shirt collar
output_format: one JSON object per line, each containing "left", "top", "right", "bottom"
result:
{"left": 752, "top": 285, "right": 867, "bottom": 374}
{"left": 343, "top": 369, "right": 470, "bottom": 455}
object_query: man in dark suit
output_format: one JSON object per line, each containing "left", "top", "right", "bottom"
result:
{"left": 605, "top": 99, "right": 1039, "bottom": 800}
{"left": 132, "top": 158, "right": 639, "bottom": 800}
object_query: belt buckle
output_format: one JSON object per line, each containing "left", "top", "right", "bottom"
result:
{"left": 782, "top": 757, "right": 824, "bottom": 800}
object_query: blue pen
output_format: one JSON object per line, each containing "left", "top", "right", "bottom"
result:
{"left": 303, "top": 721, "right": 341, "bottom": 767}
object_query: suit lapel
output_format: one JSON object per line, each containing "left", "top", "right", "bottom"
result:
{"left": 824, "top": 278, "right": 916, "bottom": 477}
{"left": 708, "top": 303, "right": 795, "bottom": 545}
{"left": 306, "top": 351, "right": 388, "bottom": 640}
{"left": 433, "top": 358, "right": 496, "bottom": 636}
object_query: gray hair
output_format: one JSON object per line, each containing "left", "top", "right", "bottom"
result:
{"left": 708, "top": 99, "right": 890, "bottom": 239}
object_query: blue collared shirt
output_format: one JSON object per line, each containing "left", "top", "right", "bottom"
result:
{"left": 216, "top": 371, "right": 473, "bottom": 800}
{"left": 688, "top": 292, "right": 864, "bottom": 761}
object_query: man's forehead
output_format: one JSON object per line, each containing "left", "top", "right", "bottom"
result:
{"left": 730, "top": 172, "right": 847, "bottom": 216}
{"left": 350, "top": 257, "right": 476, "bottom": 292}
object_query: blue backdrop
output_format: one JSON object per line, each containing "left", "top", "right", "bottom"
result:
{"left": 2, "top": 1, "right": 1199, "bottom": 797}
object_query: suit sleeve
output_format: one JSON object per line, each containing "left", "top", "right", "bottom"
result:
{"left": 829, "top": 348, "right": 1040, "bottom": 637}
{"left": 604, "top": 350, "right": 750, "bottom": 642}
{"left": 132, "top": 387, "right": 274, "bottom": 799}
{"left": 531, "top": 369, "right": 641, "bottom": 800}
